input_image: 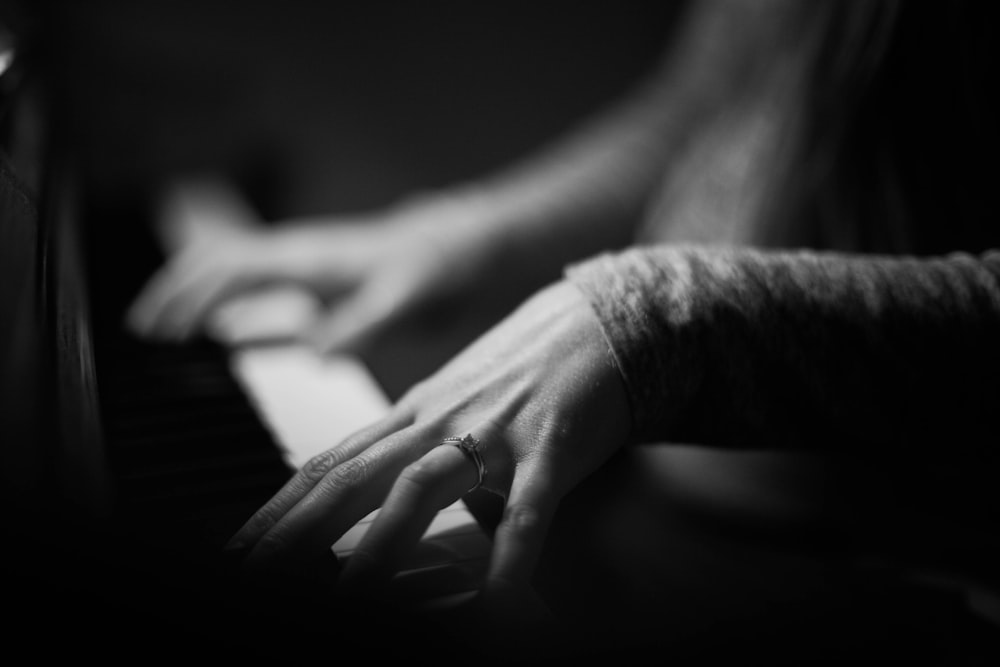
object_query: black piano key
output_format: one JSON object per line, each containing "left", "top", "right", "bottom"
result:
{"left": 96, "top": 334, "right": 294, "bottom": 550}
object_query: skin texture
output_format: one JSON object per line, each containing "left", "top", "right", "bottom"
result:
{"left": 224, "top": 280, "right": 631, "bottom": 621}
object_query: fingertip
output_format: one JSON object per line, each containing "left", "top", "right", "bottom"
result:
{"left": 123, "top": 295, "right": 183, "bottom": 343}
{"left": 337, "top": 547, "right": 373, "bottom": 584}
{"left": 222, "top": 532, "right": 249, "bottom": 554}
{"left": 304, "top": 331, "right": 340, "bottom": 357}
{"left": 122, "top": 312, "right": 144, "bottom": 339}
{"left": 221, "top": 540, "right": 252, "bottom": 568}
{"left": 123, "top": 312, "right": 167, "bottom": 343}
{"left": 123, "top": 296, "right": 151, "bottom": 335}
{"left": 308, "top": 286, "right": 405, "bottom": 356}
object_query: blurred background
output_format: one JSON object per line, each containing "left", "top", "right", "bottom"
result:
{"left": 35, "top": 0, "right": 678, "bottom": 214}
{"left": 4, "top": 3, "right": 999, "bottom": 660}
{"left": 8, "top": 0, "right": 682, "bottom": 395}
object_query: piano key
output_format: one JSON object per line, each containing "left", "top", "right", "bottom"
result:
{"left": 231, "top": 328, "right": 491, "bottom": 600}
{"left": 227, "top": 334, "right": 492, "bottom": 599}
{"left": 97, "top": 337, "right": 294, "bottom": 542}
{"left": 149, "top": 183, "right": 492, "bottom": 600}
{"left": 228, "top": 343, "right": 388, "bottom": 468}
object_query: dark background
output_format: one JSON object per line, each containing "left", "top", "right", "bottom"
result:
{"left": 36, "top": 0, "right": 680, "bottom": 216}
{"left": 4, "top": 3, "right": 1000, "bottom": 662}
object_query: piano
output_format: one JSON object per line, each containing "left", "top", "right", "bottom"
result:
{"left": 1, "top": 25, "right": 496, "bottom": 661}
{"left": 6, "top": 7, "right": 998, "bottom": 662}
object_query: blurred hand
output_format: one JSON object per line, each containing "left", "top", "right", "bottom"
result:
{"left": 126, "top": 192, "right": 503, "bottom": 353}
{"left": 225, "top": 280, "right": 631, "bottom": 623}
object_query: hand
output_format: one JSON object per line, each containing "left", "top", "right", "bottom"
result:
{"left": 126, "top": 191, "right": 505, "bottom": 352}
{"left": 225, "top": 280, "right": 632, "bottom": 618}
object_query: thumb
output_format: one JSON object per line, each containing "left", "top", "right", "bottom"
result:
{"left": 305, "top": 281, "right": 409, "bottom": 355}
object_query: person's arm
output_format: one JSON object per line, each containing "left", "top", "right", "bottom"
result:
{"left": 567, "top": 245, "right": 1000, "bottom": 451}
{"left": 128, "top": 0, "right": 825, "bottom": 350}
{"left": 438, "top": 0, "right": 827, "bottom": 284}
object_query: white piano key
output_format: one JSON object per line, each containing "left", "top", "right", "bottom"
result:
{"left": 229, "top": 339, "right": 491, "bottom": 599}
{"left": 229, "top": 343, "right": 389, "bottom": 469}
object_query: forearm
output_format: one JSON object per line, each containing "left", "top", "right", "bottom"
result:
{"left": 567, "top": 245, "right": 1000, "bottom": 451}
{"left": 266, "top": 0, "right": 827, "bottom": 292}
{"left": 440, "top": 0, "right": 826, "bottom": 282}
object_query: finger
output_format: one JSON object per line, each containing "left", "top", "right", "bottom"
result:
{"left": 476, "top": 462, "right": 560, "bottom": 639}
{"left": 242, "top": 421, "right": 443, "bottom": 575}
{"left": 338, "top": 442, "right": 477, "bottom": 593}
{"left": 126, "top": 253, "right": 234, "bottom": 340}
{"left": 308, "top": 264, "right": 434, "bottom": 355}
{"left": 483, "top": 461, "right": 559, "bottom": 598}
{"left": 224, "top": 409, "right": 413, "bottom": 554}
{"left": 125, "top": 263, "right": 188, "bottom": 337}
{"left": 205, "top": 286, "right": 321, "bottom": 346}
{"left": 150, "top": 265, "right": 257, "bottom": 341}
{"left": 307, "top": 284, "right": 403, "bottom": 355}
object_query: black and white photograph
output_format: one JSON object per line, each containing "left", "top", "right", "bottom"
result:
{"left": 2, "top": 1, "right": 998, "bottom": 663}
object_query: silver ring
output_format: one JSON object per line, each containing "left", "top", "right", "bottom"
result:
{"left": 442, "top": 434, "right": 486, "bottom": 493}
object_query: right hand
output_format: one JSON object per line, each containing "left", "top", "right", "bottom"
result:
{"left": 126, "top": 192, "right": 502, "bottom": 353}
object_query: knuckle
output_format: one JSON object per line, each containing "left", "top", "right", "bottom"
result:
{"left": 302, "top": 449, "right": 341, "bottom": 480}
{"left": 398, "top": 458, "right": 437, "bottom": 488}
{"left": 397, "top": 381, "right": 430, "bottom": 409}
{"left": 500, "top": 503, "right": 543, "bottom": 535}
{"left": 245, "top": 506, "right": 280, "bottom": 536}
{"left": 253, "top": 529, "right": 288, "bottom": 557}
{"left": 328, "top": 456, "right": 370, "bottom": 488}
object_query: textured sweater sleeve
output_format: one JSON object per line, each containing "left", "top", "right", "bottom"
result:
{"left": 566, "top": 245, "right": 1000, "bottom": 452}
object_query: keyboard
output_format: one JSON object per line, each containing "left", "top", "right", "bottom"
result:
{"left": 230, "top": 336, "right": 492, "bottom": 605}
